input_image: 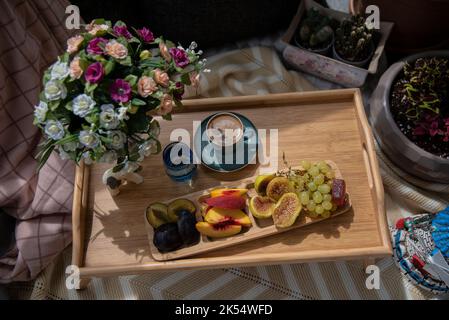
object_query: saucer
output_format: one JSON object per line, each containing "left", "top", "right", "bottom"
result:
{"left": 193, "top": 112, "right": 258, "bottom": 173}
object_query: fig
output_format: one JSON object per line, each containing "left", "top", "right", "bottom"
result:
{"left": 153, "top": 223, "right": 183, "bottom": 252}
{"left": 249, "top": 195, "right": 275, "bottom": 219}
{"left": 210, "top": 188, "right": 248, "bottom": 198}
{"left": 272, "top": 193, "right": 302, "bottom": 228}
{"left": 204, "top": 195, "right": 246, "bottom": 210}
{"left": 196, "top": 221, "right": 242, "bottom": 238}
{"left": 205, "top": 208, "right": 252, "bottom": 227}
{"left": 266, "top": 177, "right": 292, "bottom": 201}
{"left": 167, "top": 198, "right": 196, "bottom": 222}
{"left": 254, "top": 174, "right": 275, "bottom": 195}
{"left": 177, "top": 210, "right": 200, "bottom": 245}
{"left": 146, "top": 202, "right": 169, "bottom": 228}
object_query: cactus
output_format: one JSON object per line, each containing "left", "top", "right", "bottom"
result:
{"left": 297, "top": 8, "right": 336, "bottom": 50}
{"left": 334, "top": 15, "right": 374, "bottom": 62}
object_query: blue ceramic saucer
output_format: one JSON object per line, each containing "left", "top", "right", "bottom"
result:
{"left": 193, "top": 112, "right": 258, "bottom": 173}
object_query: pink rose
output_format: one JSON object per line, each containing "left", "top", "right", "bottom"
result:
{"left": 66, "top": 35, "right": 84, "bottom": 54}
{"left": 169, "top": 47, "right": 190, "bottom": 68}
{"left": 85, "top": 21, "right": 109, "bottom": 35}
{"left": 69, "top": 56, "right": 83, "bottom": 79}
{"left": 87, "top": 37, "right": 108, "bottom": 55}
{"left": 137, "top": 76, "right": 157, "bottom": 97}
{"left": 85, "top": 62, "right": 104, "bottom": 83}
{"left": 159, "top": 42, "right": 171, "bottom": 62}
{"left": 153, "top": 68, "right": 169, "bottom": 87}
{"left": 157, "top": 94, "right": 173, "bottom": 116}
{"left": 189, "top": 72, "right": 200, "bottom": 88}
{"left": 105, "top": 40, "right": 128, "bottom": 60}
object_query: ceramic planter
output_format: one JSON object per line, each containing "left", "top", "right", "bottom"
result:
{"left": 369, "top": 50, "right": 449, "bottom": 183}
{"left": 281, "top": 0, "right": 393, "bottom": 88}
{"left": 332, "top": 42, "right": 374, "bottom": 68}
{"left": 294, "top": 32, "right": 334, "bottom": 57}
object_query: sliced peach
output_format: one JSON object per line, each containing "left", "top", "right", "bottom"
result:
{"left": 204, "top": 195, "right": 246, "bottom": 210}
{"left": 210, "top": 188, "right": 248, "bottom": 198}
{"left": 196, "top": 221, "right": 242, "bottom": 238}
{"left": 205, "top": 207, "right": 252, "bottom": 228}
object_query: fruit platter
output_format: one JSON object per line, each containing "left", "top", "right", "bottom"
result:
{"left": 145, "top": 160, "right": 351, "bottom": 261}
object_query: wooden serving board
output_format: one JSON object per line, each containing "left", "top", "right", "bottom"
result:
{"left": 71, "top": 89, "right": 392, "bottom": 286}
{"left": 146, "top": 161, "right": 351, "bottom": 261}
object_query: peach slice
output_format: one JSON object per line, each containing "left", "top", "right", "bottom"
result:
{"left": 204, "top": 195, "right": 246, "bottom": 210}
{"left": 205, "top": 207, "right": 252, "bottom": 228}
{"left": 196, "top": 221, "right": 242, "bottom": 238}
{"left": 210, "top": 188, "right": 248, "bottom": 198}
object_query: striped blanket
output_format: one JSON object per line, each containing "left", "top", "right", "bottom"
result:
{"left": 7, "top": 45, "right": 449, "bottom": 299}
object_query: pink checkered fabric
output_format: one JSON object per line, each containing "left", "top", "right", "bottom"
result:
{"left": 0, "top": 0, "right": 76, "bottom": 283}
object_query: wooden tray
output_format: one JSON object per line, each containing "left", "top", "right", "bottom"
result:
{"left": 72, "top": 89, "right": 392, "bottom": 287}
{"left": 146, "top": 161, "right": 352, "bottom": 261}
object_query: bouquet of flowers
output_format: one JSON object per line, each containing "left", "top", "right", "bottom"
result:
{"left": 34, "top": 19, "right": 206, "bottom": 181}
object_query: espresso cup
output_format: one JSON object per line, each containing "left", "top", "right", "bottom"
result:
{"left": 205, "top": 112, "right": 244, "bottom": 162}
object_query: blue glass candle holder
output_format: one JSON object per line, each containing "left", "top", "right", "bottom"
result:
{"left": 162, "top": 142, "right": 197, "bottom": 182}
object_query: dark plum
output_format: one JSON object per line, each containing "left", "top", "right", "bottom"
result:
{"left": 177, "top": 210, "right": 200, "bottom": 245}
{"left": 153, "top": 223, "right": 183, "bottom": 253}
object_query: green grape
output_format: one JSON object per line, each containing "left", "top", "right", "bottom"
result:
{"left": 322, "top": 210, "right": 331, "bottom": 218}
{"left": 315, "top": 205, "right": 324, "bottom": 215}
{"left": 307, "top": 201, "right": 316, "bottom": 212}
{"left": 308, "top": 210, "right": 318, "bottom": 218}
{"left": 307, "top": 181, "right": 317, "bottom": 191}
{"left": 300, "top": 191, "right": 309, "bottom": 205}
{"left": 302, "top": 173, "right": 310, "bottom": 182}
{"left": 300, "top": 160, "right": 311, "bottom": 170}
{"left": 317, "top": 161, "right": 328, "bottom": 170}
{"left": 325, "top": 170, "right": 335, "bottom": 179}
{"left": 323, "top": 194, "right": 332, "bottom": 202}
{"left": 322, "top": 200, "right": 332, "bottom": 211}
{"left": 313, "top": 174, "right": 325, "bottom": 185}
{"left": 308, "top": 166, "right": 320, "bottom": 177}
{"left": 313, "top": 191, "right": 323, "bottom": 204}
{"left": 319, "top": 164, "right": 330, "bottom": 174}
{"left": 331, "top": 204, "right": 338, "bottom": 211}
{"left": 318, "top": 184, "right": 331, "bottom": 194}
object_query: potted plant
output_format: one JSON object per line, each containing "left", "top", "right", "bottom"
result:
{"left": 34, "top": 19, "right": 206, "bottom": 195}
{"left": 294, "top": 8, "right": 338, "bottom": 56}
{"left": 370, "top": 51, "right": 449, "bottom": 183}
{"left": 333, "top": 15, "right": 375, "bottom": 68}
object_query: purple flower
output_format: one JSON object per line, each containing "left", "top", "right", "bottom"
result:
{"left": 113, "top": 25, "right": 132, "bottom": 39}
{"left": 87, "top": 37, "right": 108, "bottom": 55}
{"left": 85, "top": 62, "right": 104, "bottom": 83}
{"left": 169, "top": 47, "right": 190, "bottom": 68}
{"left": 137, "top": 27, "right": 154, "bottom": 43}
{"left": 110, "top": 79, "right": 131, "bottom": 103}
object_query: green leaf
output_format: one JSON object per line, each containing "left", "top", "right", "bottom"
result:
{"left": 180, "top": 72, "right": 191, "bottom": 85}
{"left": 126, "top": 108, "right": 150, "bottom": 134}
{"left": 85, "top": 82, "right": 98, "bottom": 94}
{"left": 112, "top": 163, "right": 125, "bottom": 173}
{"left": 131, "top": 98, "right": 146, "bottom": 106}
{"left": 165, "top": 40, "right": 175, "bottom": 48}
{"left": 124, "top": 75, "right": 138, "bottom": 86}
{"left": 117, "top": 56, "right": 132, "bottom": 66}
{"left": 36, "top": 144, "right": 55, "bottom": 172}
{"left": 104, "top": 60, "right": 115, "bottom": 75}
{"left": 162, "top": 113, "right": 172, "bottom": 121}
{"left": 49, "top": 101, "right": 60, "bottom": 111}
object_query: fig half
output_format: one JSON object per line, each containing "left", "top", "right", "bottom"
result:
{"left": 249, "top": 195, "right": 274, "bottom": 219}
{"left": 272, "top": 193, "right": 302, "bottom": 228}
{"left": 266, "top": 177, "right": 292, "bottom": 201}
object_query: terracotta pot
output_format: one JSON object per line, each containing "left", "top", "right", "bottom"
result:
{"left": 349, "top": 0, "right": 449, "bottom": 54}
{"left": 369, "top": 50, "right": 449, "bottom": 183}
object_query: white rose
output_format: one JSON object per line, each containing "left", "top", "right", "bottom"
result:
{"left": 44, "top": 120, "right": 65, "bottom": 140}
{"left": 50, "top": 61, "right": 70, "bottom": 80}
{"left": 34, "top": 101, "right": 48, "bottom": 123}
{"left": 73, "top": 94, "right": 96, "bottom": 117}
{"left": 99, "top": 104, "right": 119, "bottom": 129}
{"left": 79, "top": 130, "right": 100, "bottom": 149}
{"left": 44, "top": 80, "right": 67, "bottom": 101}
{"left": 107, "top": 130, "right": 127, "bottom": 150}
